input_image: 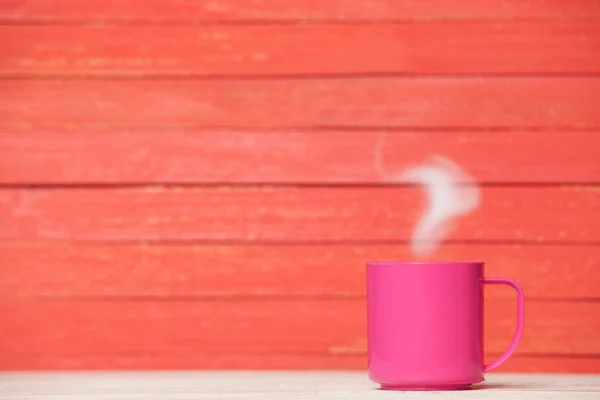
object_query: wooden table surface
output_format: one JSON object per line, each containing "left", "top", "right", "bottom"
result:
{"left": 1, "top": 372, "right": 599, "bottom": 399}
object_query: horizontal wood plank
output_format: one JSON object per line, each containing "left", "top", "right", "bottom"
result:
{"left": 0, "top": 243, "right": 597, "bottom": 299}
{"left": 0, "top": 78, "right": 598, "bottom": 129}
{"left": 0, "top": 186, "right": 597, "bottom": 242}
{"left": 1, "top": 130, "right": 598, "bottom": 184}
{"left": 2, "top": 373, "right": 600, "bottom": 398}
{"left": 3, "top": 22, "right": 600, "bottom": 76}
{"left": 1, "top": 354, "right": 598, "bottom": 373}
{"left": 2, "top": 0, "right": 599, "bottom": 22}
{"left": 1, "top": 300, "right": 598, "bottom": 356}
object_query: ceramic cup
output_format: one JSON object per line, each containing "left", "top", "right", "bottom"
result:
{"left": 366, "top": 261, "right": 524, "bottom": 390}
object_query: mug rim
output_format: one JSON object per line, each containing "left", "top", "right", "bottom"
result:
{"left": 367, "top": 261, "right": 484, "bottom": 266}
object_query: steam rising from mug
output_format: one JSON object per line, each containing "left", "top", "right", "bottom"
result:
{"left": 398, "top": 156, "right": 480, "bottom": 257}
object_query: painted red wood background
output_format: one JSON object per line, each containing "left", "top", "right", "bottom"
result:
{"left": 0, "top": 0, "right": 599, "bottom": 372}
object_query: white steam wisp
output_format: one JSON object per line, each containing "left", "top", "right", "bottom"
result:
{"left": 398, "top": 156, "right": 480, "bottom": 256}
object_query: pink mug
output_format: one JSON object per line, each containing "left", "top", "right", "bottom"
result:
{"left": 366, "top": 261, "right": 524, "bottom": 390}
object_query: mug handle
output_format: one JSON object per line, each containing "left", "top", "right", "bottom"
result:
{"left": 482, "top": 278, "right": 525, "bottom": 372}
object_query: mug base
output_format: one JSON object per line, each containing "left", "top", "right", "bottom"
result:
{"left": 380, "top": 383, "right": 472, "bottom": 391}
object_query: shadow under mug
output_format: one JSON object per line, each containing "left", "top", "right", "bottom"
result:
{"left": 366, "top": 261, "right": 524, "bottom": 391}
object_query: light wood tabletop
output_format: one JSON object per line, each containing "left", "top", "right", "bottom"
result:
{"left": 1, "top": 372, "right": 600, "bottom": 399}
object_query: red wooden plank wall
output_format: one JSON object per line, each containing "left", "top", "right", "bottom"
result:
{"left": 0, "top": 0, "right": 599, "bottom": 372}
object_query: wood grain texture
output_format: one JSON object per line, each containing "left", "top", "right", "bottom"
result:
{"left": 1, "top": 130, "right": 599, "bottom": 184}
{"left": 0, "top": 186, "right": 597, "bottom": 242}
{"left": 1, "top": 300, "right": 598, "bottom": 356}
{"left": 2, "top": 373, "right": 600, "bottom": 398}
{"left": 2, "top": 0, "right": 599, "bottom": 376}
{"left": 0, "top": 243, "right": 597, "bottom": 299}
{"left": 2, "top": 0, "right": 599, "bottom": 21}
{"left": 1, "top": 78, "right": 598, "bottom": 129}
{"left": 3, "top": 21, "right": 600, "bottom": 76}
{"left": 2, "top": 373, "right": 600, "bottom": 399}
{"left": 1, "top": 354, "right": 599, "bottom": 373}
